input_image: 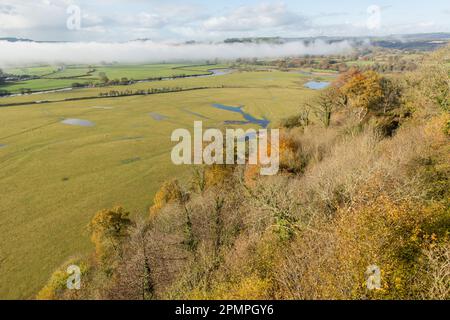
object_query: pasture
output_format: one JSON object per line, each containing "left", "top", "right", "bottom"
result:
{"left": 1, "top": 64, "right": 227, "bottom": 94}
{"left": 4, "top": 66, "right": 58, "bottom": 77}
{"left": 0, "top": 79, "right": 79, "bottom": 94}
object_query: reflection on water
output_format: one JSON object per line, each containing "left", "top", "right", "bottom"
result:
{"left": 211, "top": 103, "right": 270, "bottom": 128}
{"left": 205, "top": 69, "right": 233, "bottom": 76}
{"left": 61, "top": 118, "right": 95, "bottom": 127}
{"left": 149, "top": 112, "right": 169, "bottom": 121}
{"left": 304, "top": 81, "right": 330, "bottom": 90}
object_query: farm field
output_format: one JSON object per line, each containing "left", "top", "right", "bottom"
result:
{"left": 83, "top": 64, "right": 223, "bottom": 80}
{"left": 0, "top": 69, "right": 324, "bottom": 299}
{"left": 0, "top": 69, "right": 330, "bottom": 105}
{"left": 0, "top": 79, "right": 79, "bottom": 94}
{"left": 43, "top": 67, "right": 94, "bottom": 79}
{"left": 0, "top": 63, "right": 227, "bottom": 94}
{"left": 4, "top": 66, "right": 58, "bottom": 77}
{"left": 345, "top": 60, "right": 376, "bottom": 67}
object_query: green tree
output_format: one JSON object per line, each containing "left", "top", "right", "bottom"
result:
{"left": 0, "top": 70, "right": 5, "bottom": 85}
{"left": 379, "top": 77, "right": 403, "bottom": 114}
{"left": 308, "top": 87, "right": 343, "bottom": 128}
{"left": 98, "top": 72, "right": 109, "bottom": 84}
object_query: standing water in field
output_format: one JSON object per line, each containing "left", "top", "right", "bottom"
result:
{"left": 61, "top": 118, "right": 95, "bottom": 127}
{"left": 92, "top": 106, "right": 114, "bottom": 110}
{"left": 0, "top": 144, "right": 7, "bottom": 148}
{"left": 211, "top": 103, "right": 270, "bottom": 128}
{"left": 304, "top": 81, "right": 331, "bottom": 90}
{"left": 203, "top": 69, "right": 233, "bottom": 77}
{"left": 149, "top": 112, "right": 169, "bottom": 121}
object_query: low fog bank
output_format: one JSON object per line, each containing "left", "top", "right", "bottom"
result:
{"left": 0, "top": 40, "right": 354, "bottom": 67}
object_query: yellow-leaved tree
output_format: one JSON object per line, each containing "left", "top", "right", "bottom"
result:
{"left": 149, "top": 179, "right": 187, "bottom": 216}
{"left": 341, "top": 70, "right": 383, "bottom": 118}
{"left": 89, "top": 206, "right": 132, "bottom": 272}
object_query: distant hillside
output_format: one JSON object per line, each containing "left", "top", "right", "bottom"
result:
{"left": 0, "top": 37, "right": 65, "bottom": 43}
{"left": 2, "top": 33, "right": 450, "bottom": 51}
{"left": 222, "top": 33, "right": 450, "bottom": 51}
{"left": 395, "top": 33, "right": 450, "bottom": 40}
{"left": 0, "top": 37, "right": 34, "bottom": 42}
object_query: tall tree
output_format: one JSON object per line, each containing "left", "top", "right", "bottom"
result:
{"left": 89, "top": 206, "right": 132, "bottom": 270}
{"left": 0, "top": 68, "right": 5, "bottom": 85}
{"left": 308, "top": 87, "right": 343, "bottom": 128}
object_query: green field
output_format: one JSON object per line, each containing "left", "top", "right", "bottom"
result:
{"left": 345, "top": 60, "right": 376, "bottom": 67}
{"left": 1, "top": 64, "right": 227, "bottom": 94}
{"left": 43, "top": 67, "right": 93, "bottom": 79}
{"left": 4, "top": 66, "right": 58, "bottom": 77}
{"left": 83, "top": 64, "right": 220, "bottom": 80}
{"left": 0, "top": 79, "right": 79, "bottom": 93}
{"left": 0, "top": 68, "right": 326, "bottom": 299}
{"left": 0, "top": 69, "right": 323, "bottom": 105}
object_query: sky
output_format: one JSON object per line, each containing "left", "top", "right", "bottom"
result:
{"left": 0, "top": 0, "right": 449, "bottom": 42}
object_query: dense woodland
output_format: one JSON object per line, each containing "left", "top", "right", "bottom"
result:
{"left": 37, "top": 46, "right": 449, "bottom": 300}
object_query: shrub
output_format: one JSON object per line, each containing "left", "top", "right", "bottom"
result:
{"left": 204, "top": 164, "right": 235, "bottom": 188}
{"left": 276, "top": 194, "right": 449, "bottom": 299}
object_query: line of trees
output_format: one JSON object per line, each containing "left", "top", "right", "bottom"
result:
{"left": 97, "top": 73, "right": 195, "bottom": 87}
{"left": 269, "top": 55, "right": 418, "bottom": 73}
{"left": 98, "top": 87, "right": 196, "bottom": 98}
{"left": 275, "top": 57, "right": 349, "bottom": 72}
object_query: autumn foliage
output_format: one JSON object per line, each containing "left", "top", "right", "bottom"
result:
{"left": 89, "top": 206, "right": 132, "bottom": 268}
{"left": 38, "top": 46, "right": 450, "bottom": 300}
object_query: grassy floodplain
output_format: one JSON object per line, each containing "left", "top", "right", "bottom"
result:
{"left": 0, "top": 67, "right": 328, "bottom": 299}
{"left": 4, "top": 66, "right": 58, "bottom": 77}
{"left": 1, "top": 63, "right": 227, "bottom": 94}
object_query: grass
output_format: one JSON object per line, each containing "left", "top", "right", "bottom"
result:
{"left": 0, "top": 64, "right": 227, "bottom": 94}
{"left": 346, "top": 60, "right": 376, "bottom": 67}
{"left": 4, "top": 66, "right": 57, "bottom": 77}
{"left": 0, "top": 69, "right": 314, "bottom": 104}
{"left": 43, "top": 67, "right": 93, "bottom": 79}
{"left": 0, "top": 79, "right": 82, "bottom": 93}
{"left": 0, "top": 69, "right": 323, "bottom": 299}
{"left": 83, "top": 64, "right": 223, "bottom": 80}
{"left": 307, "top": 68, "right": 339, "bottom": 74}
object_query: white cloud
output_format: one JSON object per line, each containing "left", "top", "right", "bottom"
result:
{"left": 81, "top": 13, "right": 104, "bottom": 26}
{"left": 0, "top": 1, "right": 447, "bottom": 42}
{"left": 418, "top": 21, "right": 435, "bottom": 28}
{"left": 203, "top": 3, "right": 307, "bottom": 32}
{"left": 0, "top": 12, "right": 32, "bottom": 29}
{"left": 0, "top": 0, "right": 71, "bottom": 30}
